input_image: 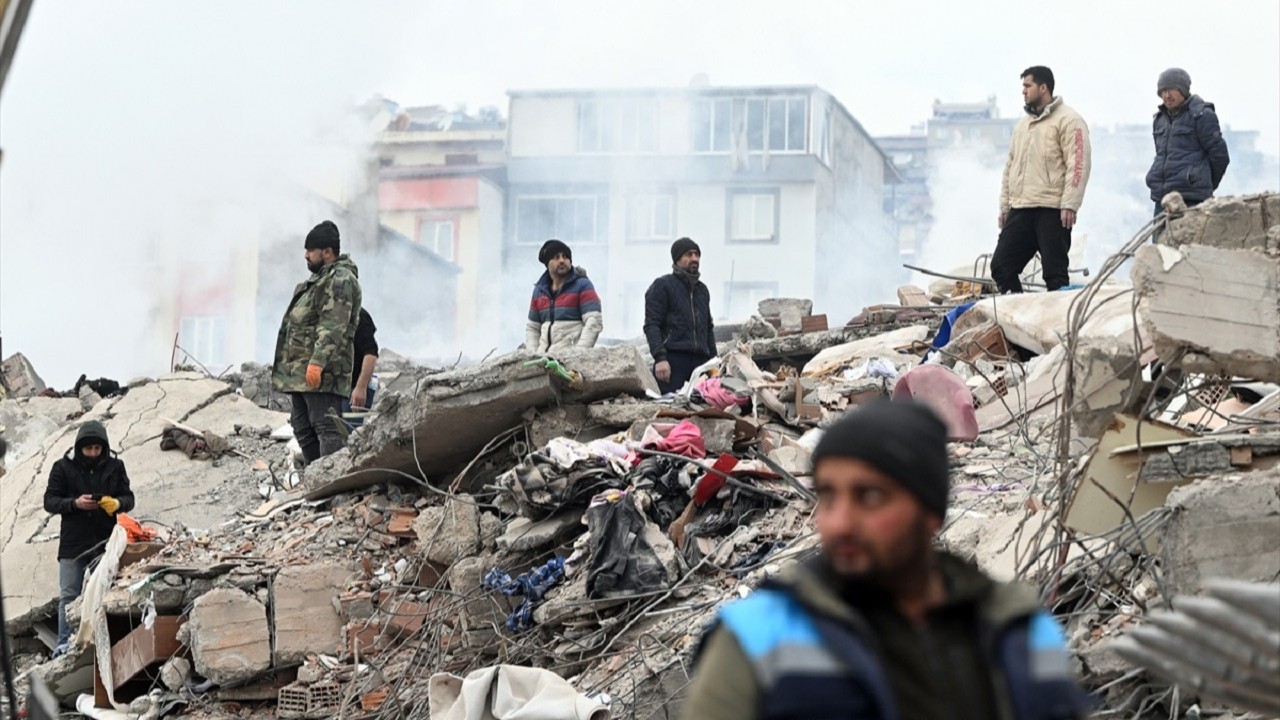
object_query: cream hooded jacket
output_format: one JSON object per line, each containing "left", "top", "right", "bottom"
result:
{"left": 999, "top": 96, "right": 1092, "bottom": 214}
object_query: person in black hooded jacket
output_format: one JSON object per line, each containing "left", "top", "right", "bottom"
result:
{"left": 43, "top": 420, "right": 134, "bottom": 650}
{"left": 644, "top": 237, "right": 716, "bottom": 394}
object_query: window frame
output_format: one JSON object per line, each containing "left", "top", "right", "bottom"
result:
{"left": 693, "top": 95, "right": 808, "bottom": 155}
{"left": 576, "top": 98, "right": 659, "bottom": 154}
{"left": 414, "top": 216, "right": 458, "bottom": 262}
{"left": 178, "top": 315, "right": 227, "bottom": 368}
{"left": 625, "top": 190, "right": 678, "bottom": 244}
{"left": 514, "top": 194, "right": 606, "bottom": 246}
{"left": 725, "top": 188, "right": 781, "bottom": 245}
{"left": 721, "top": 281, "right": 780, "bottom": 321}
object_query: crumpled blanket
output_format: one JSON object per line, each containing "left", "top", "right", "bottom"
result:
{"left": 639, "top": 419, "right": 706, "bottom": 459}
{"left": 428, "top": 664, "right": 609, "bottom": 720}
{"left": 694, "top": 377, "right": 751, "bottom": 411}
{"left": 159, "top": 426, "right": 229, "bottom": 460}
{"left": 482, "top": 557, "right": 566, "bottom": 632}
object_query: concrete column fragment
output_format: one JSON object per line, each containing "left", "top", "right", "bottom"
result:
{"left": 186, "top": 588, "right": 271, "bottom": 686}
{"left": 271, "top": 563, "right": 352, "bottom": 664}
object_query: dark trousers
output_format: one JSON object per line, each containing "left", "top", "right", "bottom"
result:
{"left": 657, "top": 350, "right": 714, "bottom": 394}
{"left": 290, "top": 392, "right": 346, "bottom": 464}
{"left": 991, "top": 207, "right": 1072, "bottom": 293}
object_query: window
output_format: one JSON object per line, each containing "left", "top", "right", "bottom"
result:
{"left": 516, "top": 195, "right": 603, "bottom": 245}
{"left": 726, "top": 189, "right": 780, "bottom": 243}
{"left": 417, "top": 219, "right": 455, "bottom": 261}
{"left": 694, "top": 96, "right": 807, "bottom": 153}
{"left": 626, "top": 192, "right": 676, "bottom": 243}
{"left": 577, "top": 99, "right": 657, "bottom": 153}
{"left": 179, "top": 315, "right": 226, "bottom": 368}
{"left": 723, "top": 282, "right": 779, "bottom": 320}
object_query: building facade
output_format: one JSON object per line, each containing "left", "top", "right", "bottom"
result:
{"left": 503, "top": 85, "right": 899, "bottom": 346}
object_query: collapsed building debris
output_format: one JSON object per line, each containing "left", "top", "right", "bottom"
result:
{"left": 3, "top": 192, "right": 1279, "bottom": 719}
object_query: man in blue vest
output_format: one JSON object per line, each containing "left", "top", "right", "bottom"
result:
{"left": 682, "top": 400, "right": 1091, "bottom": 720}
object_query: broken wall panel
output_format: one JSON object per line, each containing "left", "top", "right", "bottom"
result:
{"left": 1133, "top": 243, "right": 1280, "bottom": 382}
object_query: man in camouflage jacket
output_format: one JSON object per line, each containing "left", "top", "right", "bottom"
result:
{"left": 272, "top": 220, "right": 363, "bottom": 463}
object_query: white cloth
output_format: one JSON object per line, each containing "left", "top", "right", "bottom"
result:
{"left": 428, "top": 665, "right": 610, "bottom": 720}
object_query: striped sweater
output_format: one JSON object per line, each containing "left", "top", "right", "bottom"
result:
{"left": 525, "top": 267, "right": 604, "bottom": 353}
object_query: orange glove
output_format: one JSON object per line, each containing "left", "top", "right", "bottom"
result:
{"left": 305, "top": 364, "right": 323, "bottom": 388}
{"left": 98, "top": 496, "right": 120, "bottom": 515}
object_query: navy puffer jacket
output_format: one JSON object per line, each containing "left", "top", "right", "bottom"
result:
{"left": 1145, "top": 95, "right": 1230, "bottom": 204}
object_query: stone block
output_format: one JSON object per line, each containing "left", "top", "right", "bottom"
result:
{"left": 1160, "top": 468, "right": 1280, "bottom": 597}
{"left": 187, "top": 588, "right": 271, "bottom": 687}
{"left": 1133, "top": 243, "right": 1280, "bottom": 382}
{"left": 1, "top": 352, "right": 47, "bottom": 398}
{"left": 497, "top": 511, "right": 584, "bottom": 553}
{"left": 757, "top": 298, "right": 812, "bottom": 318}
{"left": 1163, "top": 193, "right": 1274, "bottom": 251}
{"left": 414, "top": 501, "right": 480, "bottom": 565}
{"left": 271, "top": 563, "right": 352, "bottom": 664}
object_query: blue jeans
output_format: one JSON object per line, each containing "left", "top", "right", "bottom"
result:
{"left": 58, "top": 556, "right": 91, "bottom": 645}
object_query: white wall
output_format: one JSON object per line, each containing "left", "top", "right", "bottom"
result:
{"left": 508, "top": 97, "right": 577, "bottom": 157}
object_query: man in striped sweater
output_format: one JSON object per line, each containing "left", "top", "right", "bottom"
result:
{"left": 525, "top": 239, "right": 604, "bottom": 354}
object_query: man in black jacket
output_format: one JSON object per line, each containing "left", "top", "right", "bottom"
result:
{"left": 43, "top": 420, "right": 135, "bottom": 652}
{"left": 644, "top": 237, "right": 716, "bottom": 394}
{"left": 348, "top": 308, "right": 379, "bottom": 412}
{"left": 1145, "top": 68, "right": 1230, "bottom": 213}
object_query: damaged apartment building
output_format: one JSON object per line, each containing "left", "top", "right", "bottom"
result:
{"left": 1, "top": 192, "right": 1278, "bottom": 719}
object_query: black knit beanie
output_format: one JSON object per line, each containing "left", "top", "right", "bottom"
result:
{"left": 1157, "top": 68, "right": 1191, "bottom": 98}
{"left": 538, "top": 239, "right": 572, "bottom": 265}
{"left": 811, "top": 400, "right": 950, "bottom": 517}
{"left": 671, "top": 237, "right": 700, "bottom": 263}
{"left": 305, "top": 220, "right": 341, "bottom": 251}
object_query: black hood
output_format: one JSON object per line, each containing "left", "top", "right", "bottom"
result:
{"left": 73, "top": 420, "right": 111, "bottom": 462}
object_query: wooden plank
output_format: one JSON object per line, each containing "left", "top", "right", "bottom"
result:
{"left": 110, "top": 616, "right": 185, "bottom": 690}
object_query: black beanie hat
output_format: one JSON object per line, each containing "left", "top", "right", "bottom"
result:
{"left": 305, "top": 220, "right": 341, "bottom": 251}
{"left": 671, "top": 237, "right": 700, "bottom": 263}
{"left": 538, "top": 239, "right": 572, "bottom": 265}
{"left": 811, "top": 400, "right": 950, "bottom": 517}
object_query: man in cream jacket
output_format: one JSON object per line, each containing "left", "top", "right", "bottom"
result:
{"left": 994, "top": 65, "right": 1091, "bottom": 293}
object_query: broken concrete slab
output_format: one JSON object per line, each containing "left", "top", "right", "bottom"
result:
{"left": 686, "top": 417, "right": 736, "bottom": 456}
{"left": 950, "top": 284, "right": 1138, "bottom": 356}
{"left": 1070, "top": 333, "right": 1149, "bottom": 439}
{"left": 1, "top": 352, "right": 47, "bottom": 398}
{"left": 184, "top": 392, "right": 289, "bottom": 439}
{"left": 497, "top": 511, "right": 584, "bottom": 553}
{"left": 1161, "top": 467, "right": 1280, "bottom": 597}
{"left": 0, "top": 399, "right": 72, "bottom": 467}
{"left": 1132, "top": 243, "right": 1280, "bottom": 382}
{"left": 1160, "top": 192, "right": 1280, "bottom": 252}
{"left": 83, "top": 372, "right": 234, "bottom": 452}
{"left": 801, "top": 325, "right": 928, "bottom": 378}
{"left": 272, "top": 563, "right": 353, "bottom": 664}
{"left": 323, "top": 347, "right": 658, "bottom": 492}
{"left": 414, "top": 501, "right": 480, "bottom": 565}
{"left": 186, "top": 588, "right": 271, "bottom": 686}
{"left": 585, "top": 400, "right": 665, "bottom": 429}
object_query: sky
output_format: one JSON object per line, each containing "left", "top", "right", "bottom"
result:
{"left": 1, "top": 0, "right": 1278, "bottom": 387}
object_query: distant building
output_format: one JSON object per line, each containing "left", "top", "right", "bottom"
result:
{"left": 503, "top": 84, "right": 900, "bottom": 340}
{"left": 368, "top": 99, "right": 507, "bottom": 352}
{"left": 877, "top": 97, "right": 1015, "bottom": 259}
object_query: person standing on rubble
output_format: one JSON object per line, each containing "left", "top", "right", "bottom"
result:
{"left": 43, "top": 420, "right": 134, "bottom": 655}
{"left": 681, "top": 401, "right": 1092, "bottom": 720}
{"left": 525, "top": 239, "right": 604, "bottom": 354}
{"left": 1145, "top": 68, "right": 1230, "bottom": 214}
{"left": 272, "top": 220, "right": 363, "bottom": 464}
{"left": 993, "top": 65, "right": 1092, "bottom": 294}
{"left": 348, "top": 307, "right": 379, "bottom": 412}
{"left": 643, "top": 237, "right": 715, "bottom": 394}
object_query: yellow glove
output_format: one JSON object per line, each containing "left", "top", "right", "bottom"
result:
{"left": 98, "top": 496, "right": 120, "bottom": 515}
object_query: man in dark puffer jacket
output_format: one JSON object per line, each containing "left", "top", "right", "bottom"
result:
{"left": 643, "top": 237, "right": 715, "bottom": 394}
{"left": 43, "top": 420, "right": 134, "bottom": 652}
{"left": 1146, "top": 67, "right": 1230, "bottom": 213}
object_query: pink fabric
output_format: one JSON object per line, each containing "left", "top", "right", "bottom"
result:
{"left": 696, "top": 378, "right": 749, "bottom": 411}
{"left": 891, "top": 364, "right": 979, "bottom": 441}
{"left": 641, "top": 419, "right": 707, "bottom": 459}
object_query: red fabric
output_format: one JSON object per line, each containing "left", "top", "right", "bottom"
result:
{"left": 644, "top": 419, "right": 707, "bottom": 459}
{"left": 696, "top": 378, "right": 749, "bottom": 410}
{"left": 117, "top": 513, "right": 157, "bottom": 543}
{"left": 693, "top": 453, "right": 739, "bottom": 506}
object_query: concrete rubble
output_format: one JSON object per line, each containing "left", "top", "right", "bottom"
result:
{"left": 3, "top": 192, "right": 1278, "bottom": 719}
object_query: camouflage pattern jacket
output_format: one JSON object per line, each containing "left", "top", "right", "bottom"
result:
{"left": 272, "top": 255, "right": 362, "bottom": 395}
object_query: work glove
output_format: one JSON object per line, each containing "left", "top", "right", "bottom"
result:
{"left": 305, "top": 364, "right": 323, "bottom": 388}
{"left": 98, "top": 495, "right": 120, "bottom": 515}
